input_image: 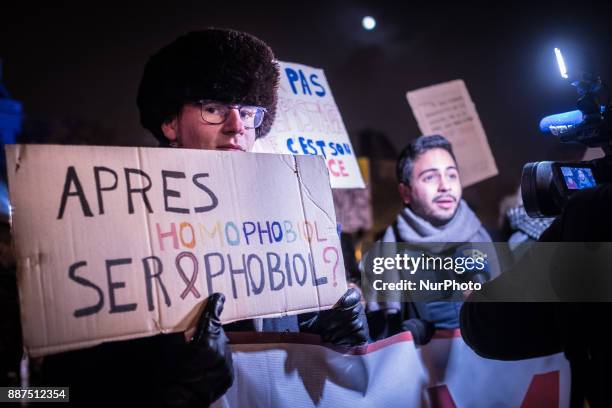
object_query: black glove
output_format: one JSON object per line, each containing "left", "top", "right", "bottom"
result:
{"left": 366, "top": 309, "right": 402, "bottom": 341}
{"left": 299, "top": 288, "right": 369, "bottom": 347}
{"left": 401, "top": 318, "right": 435, "bottom": 346}
{"left": 164, "top": 293, "right": 234, "bottom": 407}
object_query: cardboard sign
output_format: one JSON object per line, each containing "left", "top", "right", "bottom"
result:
{"left": 254, "top": 61, "right": 365, "bottom": 189}
{"left": 6, "top": 145, "right": 347, "bottom": 357}
{"left": 406, "top": 80, "right": 498, "bottom": 187}
{"left": 214, "top": 330, "right": 570, "bottom": 407}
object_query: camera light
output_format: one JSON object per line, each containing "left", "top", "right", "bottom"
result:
{"left": 554, "top": 48, "right": 569, "bottom": 79}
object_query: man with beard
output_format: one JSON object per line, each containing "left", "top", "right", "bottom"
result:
{"left": 366, "top": 134, "right": 499, "bottom": 344}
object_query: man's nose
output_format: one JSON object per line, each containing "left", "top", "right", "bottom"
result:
{"left": 222, "top": 108, "right": 245, "bottom": 134}
{"left": 438, "top": 177, "right": 452, "bottom": 191}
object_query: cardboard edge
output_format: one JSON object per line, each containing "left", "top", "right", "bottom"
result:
{"left": 221, "top": 304, "right": 333, "bottom": 325}
{"left": 294, "top": 155, "right": 347, "bottom": 308}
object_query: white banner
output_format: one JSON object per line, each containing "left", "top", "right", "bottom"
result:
{"left": 255, "top": 61, "right": 365, "bottom": 189}
{"left": 215, "top": 330, "right": 570, "bottom": 408}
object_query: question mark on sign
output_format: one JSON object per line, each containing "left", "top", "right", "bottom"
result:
{"left": 323, "top": 246, "right": 339, "bottom": 287}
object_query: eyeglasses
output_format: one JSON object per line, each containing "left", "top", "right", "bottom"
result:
{"left": 196, "top": 100, "right": 267, "bottom": 129}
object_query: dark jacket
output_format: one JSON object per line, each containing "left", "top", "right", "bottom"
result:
{"left": 460, "top": 184, "right": 612, "bottom": 407}
{"left": 42, "top": 332, "right": 192, "bottom": 406}
{"left": 367, "top": 202, "right": 498, "bottom": 340}
{"left": 40, "top": 315, "right": 299, "bottom": 407}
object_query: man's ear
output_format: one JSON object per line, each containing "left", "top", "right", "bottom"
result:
{"left": 398, "top": 183, "right": 412, "bottom": 205}
{"left": 161, "top": 116, "right": 178, "bottom": 142}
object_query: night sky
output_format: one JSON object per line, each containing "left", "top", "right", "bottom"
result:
{"left": 2, "top": 1, "right": 611, "bottom": 227}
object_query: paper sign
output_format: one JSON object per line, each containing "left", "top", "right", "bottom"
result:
{"left": 406, "top": 80, "right": 498, "bottom": 187}
{"left": 254, "top": 61, "right": 365, "bottom": 189}
{"left": 214, "top": 330, "right": 570, "bottom": 407}
{"left": 6, "top": 145, "right": 347, "bottom": 357}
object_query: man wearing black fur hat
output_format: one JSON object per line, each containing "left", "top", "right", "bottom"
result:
{"left": 41, "top": 29, "right": 270, "bottom": 408}
{"left": 43, "top": 29, "right": 367, "bottom": 408}
{"left": 136, "top": 28, "right": 367, "bottom": 340}
{"left": 137, "top": 29, "right": 278, "bottom": 151}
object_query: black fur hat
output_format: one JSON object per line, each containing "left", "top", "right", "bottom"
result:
{"left": 137, "top": 28, "right": 279, "bottom": 145}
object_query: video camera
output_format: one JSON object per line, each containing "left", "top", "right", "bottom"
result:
{"left": 522, "top": 48, "right": 612, "bottom": 217}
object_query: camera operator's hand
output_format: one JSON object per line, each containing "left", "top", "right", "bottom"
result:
{"left": 164, "top": 293, "right": 233, "bottom": 407}
{"left": 299, "top": 288, "right": 369, "bottom": 347}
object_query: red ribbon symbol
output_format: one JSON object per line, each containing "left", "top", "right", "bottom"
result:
{"left": 175, "top": 251, "right": 201, "bottom": 299}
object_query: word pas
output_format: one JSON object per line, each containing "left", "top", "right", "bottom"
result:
{"left": 285, "top": 67, "right": 326, "bottom": 97}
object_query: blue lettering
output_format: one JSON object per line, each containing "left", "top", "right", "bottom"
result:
{"left": 204, "top": 252, "right": 224, "bottom": 294}
{"left": 329, "top": 142, "right": 338, "bottom": 156}
{"left": 298, "top": 136, "right": 310, "bottom": 155}
{"left": 315, "top": 140, "right": 327, "bottom": 158}
{"left": 271, "top": 222, "right": 283, "bottom": 242}
{"left": 257, "top": 221, "right": 273, "bottom": 244}
{"left": 285, "top": 68, "right": 299, "bottom": 95}
{"left": 292, "top": 254, "right": 307, "bottom": 286}
{"left": 228, "top": 254, "right": 249, "bottom": 299}
{"left": 309, "top": 253, "right": 327, "bottom": 286}
{"left": 247, "top": 254, "right": 265, "bottom": 295}
{"left": 310, "top": 74, "right": 326, "bottom": 97}
{"left": 299, "top": 70, "right": 312, "bottom": 95}
{"left": 267, "top": 253, "right": 285, "bottom": 291}
{"left": 307, "top": 139, "right": 316, "bottom": 155}
{"left": 287, "top": 138, "right": 298, "bottom": 154}
{"left": 242, "top": 221, "right": 256, "bottom": 245}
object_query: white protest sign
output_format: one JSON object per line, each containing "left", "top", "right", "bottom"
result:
{"left": 215, "top": 330, "right": 570, "bottom": 408}
{"left": 254, "top": 61, "right": 365, "bottom": 189}
{"left": 407, "top": 80, "right": 498, "bottom": 187}
{"left": 6, "top": 144, "right": 347, "bottom": 357}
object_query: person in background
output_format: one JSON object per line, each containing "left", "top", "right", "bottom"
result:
{"left": 366, "top": 134, "right": 498, "bottom": 344}
{"left": 498, "top": 187, "right": 554, "bottom": 262}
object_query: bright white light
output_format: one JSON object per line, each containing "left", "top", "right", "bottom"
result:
{"left": 554, "top": 48, "right": 568, "bottom": 79}
{"left": 362, "top": 16, "right": 376, "bottom": 31}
